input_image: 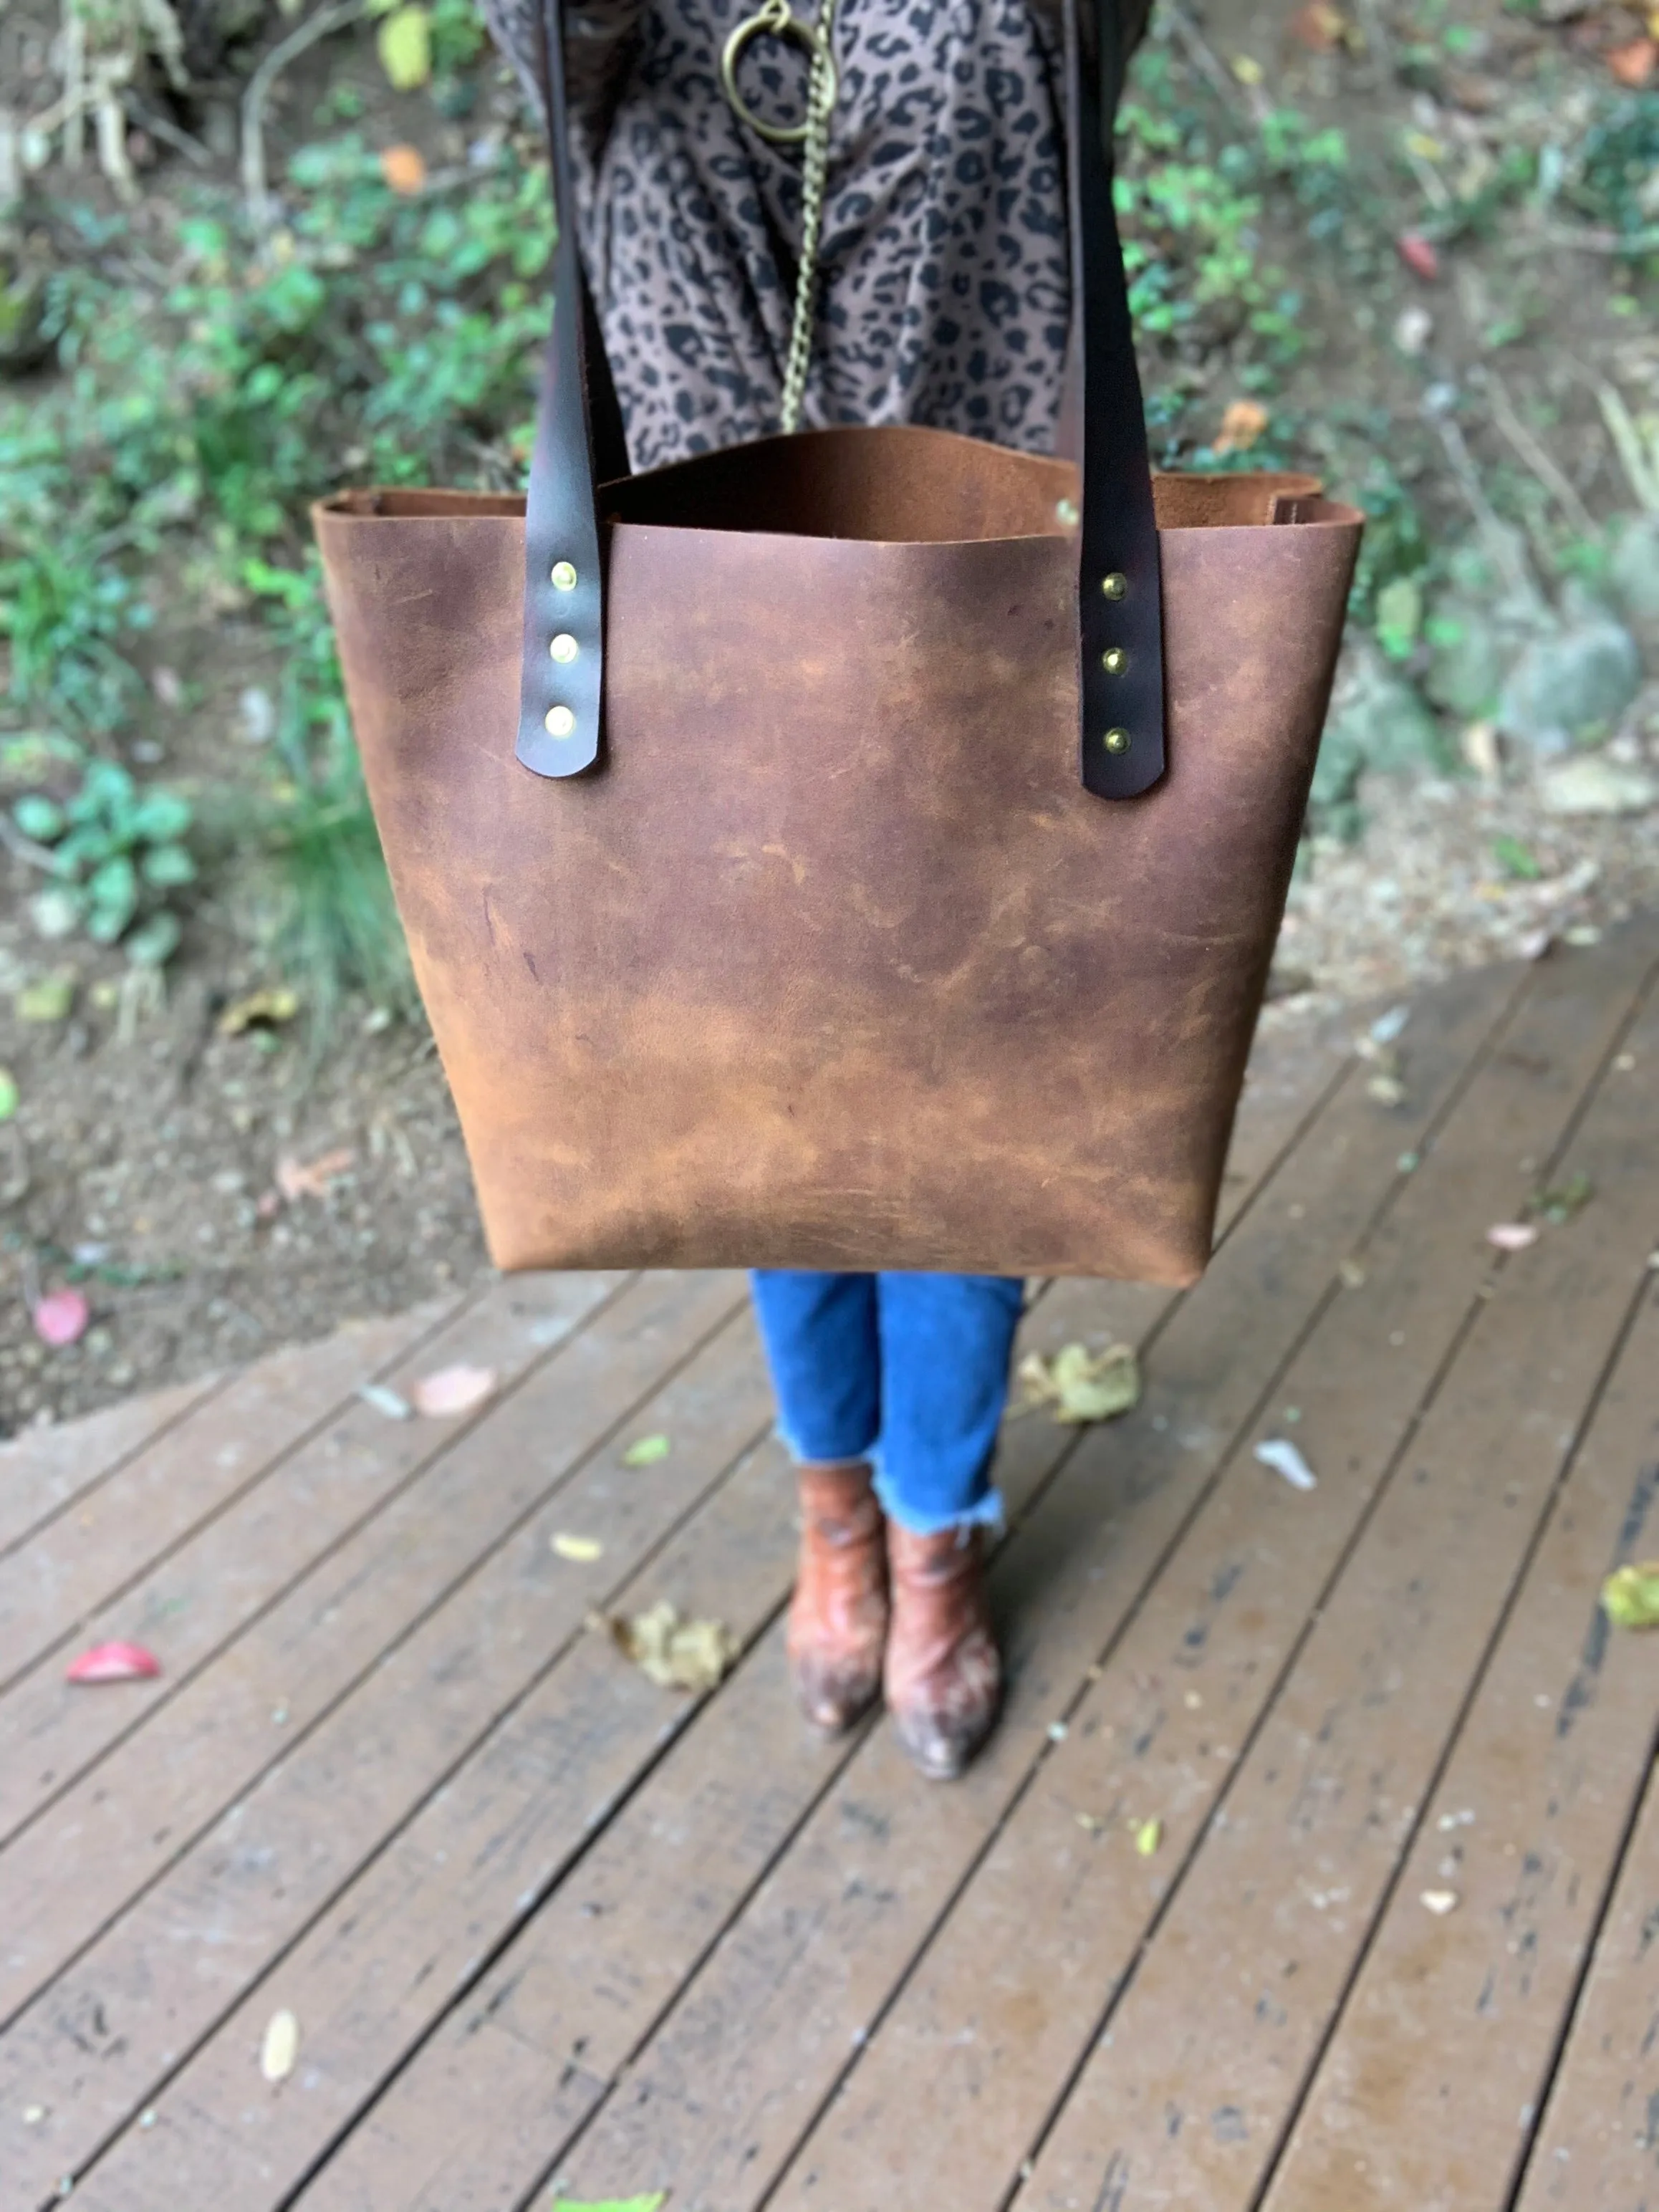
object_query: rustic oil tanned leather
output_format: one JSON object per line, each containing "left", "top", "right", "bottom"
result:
{"left": 313, "top": 0, "right": 1363, "bottom": 1284}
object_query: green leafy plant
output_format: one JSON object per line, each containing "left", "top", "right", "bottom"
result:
{"left": 14, "top": 759, "right": 195, "bottom": 963}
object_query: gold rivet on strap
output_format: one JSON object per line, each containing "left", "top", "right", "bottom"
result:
{"left": 551, "top": 561, "right": 577, "bottom": 590}
{"left": 1102, "top": 647, "right": 1127, "bottom": 674}
{"left": 1102, "top": 572, "right": 1127, "bottom": 600}
{"left": 549, "top": 633, "right": 579, "bottom": 663}
{"left": 1103, "top": 727, "right": 1131, "bottom": 754}
{"left": 545, "top": 706, "right": 577, "bottom": 737}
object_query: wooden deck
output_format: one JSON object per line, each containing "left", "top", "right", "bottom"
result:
{"left": 3, "top": 922, "right": 1658, "bottom": 2212}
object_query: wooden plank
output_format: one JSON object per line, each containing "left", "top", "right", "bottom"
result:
{"left": 1259, "top": 1285, "right": 1659, "bottom": 2209}
{"left": 407, "top": 962, "right": 1529, "bottom": 2212}
{"left": 999, "top": 953, "right": 1659, "bottom": 2212}
{"left": 0, "top": 1302, "right": 465, "bottom": 1691}
{"left": 0, "top": 1272, "right": 625, "bottom": 1848}
{"left": 1511, "top": 1763, "right": 1659, "bottom": 2212}
{"left": 0, "top": 1274, "right": 754, "bottom": 2210}
{"left": 0, "top": 1378, "right": 222, "bottom": 1557}
{"left": 59, "top": 989, "right": 1362, "bottom": 2211}
{"left": 0, "top": 1270, "right": 733, "bottom": 2023}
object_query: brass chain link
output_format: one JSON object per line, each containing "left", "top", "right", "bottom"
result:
{"left": 719, "top": 0, "right": 840, "bottom": 436}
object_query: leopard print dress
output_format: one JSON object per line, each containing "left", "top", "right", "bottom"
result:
{"left": 482, "top": 0, "right": 1072, "bottom": 473}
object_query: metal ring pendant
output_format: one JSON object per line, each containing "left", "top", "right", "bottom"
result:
{"left": 720, "top": 0, "right": 837, "bottom": 144}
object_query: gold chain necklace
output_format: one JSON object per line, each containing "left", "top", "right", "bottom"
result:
{"left": 718, "top": 0, "right": 840, "bottom": 435}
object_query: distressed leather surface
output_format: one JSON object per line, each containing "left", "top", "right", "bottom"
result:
{"left": 317, "top": 425, "right": 1360, "bottom": 1281}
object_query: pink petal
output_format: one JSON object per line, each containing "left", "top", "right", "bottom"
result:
{"left": 410, "top": 1364, "right": 498, "bottom": 1418}
{"left": 1397, "top": 230, "right": 1441, "bottom": 281}
{"left": 1487, "top": 1222, "right": 1540, "bottom": 1251}
{"left": 34, "top": 1288, "right": 91, "bottom": 1348}
{"left": 67, "top": 1641, "right": 161, "bottom": 1684}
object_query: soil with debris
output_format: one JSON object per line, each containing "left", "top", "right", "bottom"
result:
{"left": 1266, "top": 694, "right": 1659, "bottom": 1021}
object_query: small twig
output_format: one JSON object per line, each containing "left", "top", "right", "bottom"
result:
{"left": 1401, "top": 142, "right": 1452, "bottom": 213}
{"left": 1477, "top": 367, "right": 1598, "bottom": 540}
{"left": 62, "top": 0, "right": 87, "bottom": 171}
{"left": 121, "top": 90, "right": 211, "bottom": 167}
{"left": 1161, "top": 1, "right": 1248, "bottom": 114}
{"left": 1427, "top": 405, "right": 1545, "bottom": 609}
{"left": 241, "top": 0, "right": 367, "bottom": 230}
{"left": 1538, "top": 223, "right": 1659, "bottom": 256}
{"left": 0, "top": 815, "right": 62, "bottom": 874}
{"left": 1580, "top": 370, "right": 1659, "bottom": 514}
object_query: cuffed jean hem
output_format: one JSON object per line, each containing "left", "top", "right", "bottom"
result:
{"left": 771, "top": 1423, "right": 1003, "bottom": 1538}
{"left": 872, "top": 1461, "right": 1004, "bottom": 1538}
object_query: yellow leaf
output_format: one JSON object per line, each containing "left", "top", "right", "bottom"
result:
{"left": 1602, "top": 1561, "right": 1659, "bottom": 1629}
{"left": 1231, "top": 53, "right": 1264, "bottom": 83}
{"left": 552, "top": 1532, "right": 605, "bottom": 1562}
{"left": 218, "top": 986, "right": 300, "bottom": 1037}
{"left": 622, "top": 1433, "right": 672, "bottom": 1467}
{"left": 1017, "top": 1342, "right": 1140, "bottom": 1425}
{"left": 1134, "top": 1817, "right": 1163, "bottom": 1857}
{"left": 377, "top": 4, "right": 432, "bottom": 90}
{"left": 260, "top": 2008, "right": 299, "bottom": 2082}
{"left": 610, "top": 1601, "right": 739, "bottom": 1691}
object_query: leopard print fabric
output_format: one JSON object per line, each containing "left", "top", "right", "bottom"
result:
{"left": 482, "top": 0, "right": 1072, "bottom": 472}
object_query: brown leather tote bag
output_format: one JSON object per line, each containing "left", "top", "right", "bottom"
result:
{"left": 314, "top": 0, "right": 1362, "bottom": 1285}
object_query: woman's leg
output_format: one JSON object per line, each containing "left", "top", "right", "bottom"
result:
{"left": 875, "top": 1273, "right": 1025, "bottom": 1780}
{"left": 749, "top": 1271, "right": 889, "bottom": 1732}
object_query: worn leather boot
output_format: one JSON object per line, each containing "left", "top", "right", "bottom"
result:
{"left": 787, "top": 1461, "right": 890, "bottom": 1733}
{"left": 884, "top": 1523, "right": 1002, "bottom": 1781}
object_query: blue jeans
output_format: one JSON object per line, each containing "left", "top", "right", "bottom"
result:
{"left": 749, "top": 1271, "right": 1026, "bottom": 1535}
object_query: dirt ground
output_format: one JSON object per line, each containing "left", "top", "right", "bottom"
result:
{"left": 1, "top": 0, "right": 1655, "bottom": 1435}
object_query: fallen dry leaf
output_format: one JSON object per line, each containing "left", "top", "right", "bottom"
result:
{"left": 1606, "top": 34, "right": 1656, "bottom": 85}
{"left": 1602, "top": 1562, "right": 1659, "bottom": 1630}
{"left": 34, "top": 1288, "right": 90, "bottom": 1348}
{"left": 1338, "top": 1257, "right": 1368, "bottom": 1289}
{"left": 551, "top": 2196, "right": 667, "bottom": 2212}
{"left": 552, "top": 1532, "right": 605, "bottom": 1562}
{"left": 1254, "top": 1437, "right": 1317, "bottom": 1491}
{"left": 610, "top": 1600, "right": 739, "bottom": 1691}
{"left": 1486, "top": 1222, "right": 1539, "bottom": 1252}
{"left": 276, "top": 1148, "right": 355, "bottom": 1203}
{"left": 357, "top": 1382, "right": 414, "bottom": 1421}
{"left": 621, "top": 1433, "right": 673, "bottom": 1467}
{"left": 260, "top": 2007, "right": 299, "bottom": 2082}
{"left": 410, "top": 1364, "right": 497, "bottom": 1418}
{"left": 379, "top": 143, "right": 428, "bottom": 194}
{"left": 1396, "top": 229, "right": 1441, "bottom": 281}
{"left": 1287, "top": 0, "right": 1349, "bottom": 49}
{"left": 1214, "top": 398, "right": 1269, "bottom": 454}
{"left": 1420, "top": 1888, "right": 1459, "bottom": 1915}
{"left": 1134, "top": 1817, "right": 1164, "bottom": 1857}
{"left": 1534, "top": 1173, "right": 1593, "bottom": 1225}
{"left": 218, "top": 987, "right": 300, "bottom": 1037}
{"left": 1018, "top": 1342, "right": 1141, "bottom": 1425}
{"left": 67, "top": 1641, "right": 160, "bottom": 1684}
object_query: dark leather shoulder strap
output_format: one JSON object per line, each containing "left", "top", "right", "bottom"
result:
{"left": 1066, "top": 0, "right": 1165, "bottom": 796}
{"left": 518, "top": 0, "right": 1166, "bottom": 797}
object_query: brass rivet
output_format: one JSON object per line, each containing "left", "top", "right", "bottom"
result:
{"left": 551, "top": 561, "right": 577, "bottom": 590}
{"left": 1102, "top": 572, "right": 1127, "bottom": 600}
{"left": 544, "top": 705, "right": 577, "bottom": 738}
{"left": 1103, "top": 727, "right": 1131, "bottom": 754}
{"left": 1102, "top": 647, "right": 1127, "bottom": 674}
{"left": 549, "top": 633, "right": 579, "bottom": 663}
{"left": 1056, "top": 498, "right": 1080, "bottom": 527}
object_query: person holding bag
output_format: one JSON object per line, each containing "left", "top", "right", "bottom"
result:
{"left": 317, "top": 0, "right": 1357, "bottom": 1784}
{"left": 470, "top": 0, "right": 1161, "bottom": 1784}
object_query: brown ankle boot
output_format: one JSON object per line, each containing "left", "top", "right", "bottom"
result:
{"left": 787, "top": 1461, "right": 890, "bottom": 1733}
{"left": 884, "top": 1524, "right": 1002, "bottom": 1781}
